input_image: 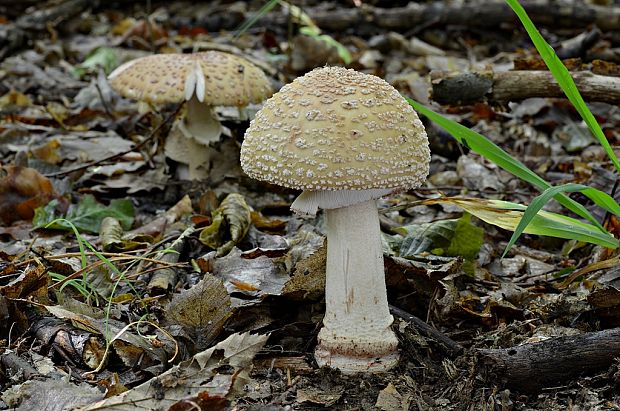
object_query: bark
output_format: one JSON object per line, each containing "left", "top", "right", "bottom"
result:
{"left": 431, "top": 70, "right": 620, "bottom": 105}
{"left": 478, "top": 327, "right": 620, "bottom": 393}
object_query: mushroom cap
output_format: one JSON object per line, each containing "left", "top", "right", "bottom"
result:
{"left": 240, "top": 66, "right": 430, "bottom": 191}
{"left": 108, "top": 51, "right": 272, "bottom": 106}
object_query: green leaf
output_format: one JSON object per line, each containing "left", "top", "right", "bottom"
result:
{"left": 422, "top": 197, "right": 618, "bottom": 250}
{"left": 73, "top": 47, "right": 119, "bottom": 79}
{"left": 406, "top": 98, "right": 604, "bottom": 233}
{"left": 504, "top": 183, "right": 620, "bottom": 256}
{"left": 505, "top": 0, "right": 620, "bottom": 173}
{"left": 447, "top": 213, "right": 484, "bottom": 261}
{"left": 34, "top": 195, "right": 134, "bottom": 234}
{"left": 395, "top": 219, "right": 457, "bottom": 257}
{"left": 395, "top": 214, "right": 483, "bottom": 262}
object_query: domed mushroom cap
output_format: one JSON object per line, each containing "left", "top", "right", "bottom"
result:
{"left": 240, "top": 66, "right": 430, "bottom": 191}
{"left": 108, "top": 51, "right": 272, "bottom": 106}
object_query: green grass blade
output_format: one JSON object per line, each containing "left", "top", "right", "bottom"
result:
{"left": 234, "top": 0, "right": 280, "bottom": 38}
{"left": 407, "top": 99, "right": 605, "bottom": 232}
{"left": 504, "top": 183, "right": 620, "bottom": 255}
{"left": 426, "top": 197, "right": 618, "bottom": 250}
{"left": 506, "top": 0, "right": 620, "bottom": 173}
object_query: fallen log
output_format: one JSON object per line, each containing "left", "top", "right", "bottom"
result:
{"left": 477, "top": 327, "right": 620, "bottom": 393}
{"left": 165, "top": 1, "right": 620, "bottom": 35}
{"left": 431, "top": 70, "right": 620, "bottom": 105}
{"left": 255, "top": 0, "right": 620, "bottom": 34}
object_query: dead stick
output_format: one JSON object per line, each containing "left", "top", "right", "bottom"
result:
{"left": 478, "top": 327, "right": 620, "bottom": 392}
{"left": 431, "top": 70, "right": 620, "bottom": 105}
{"left": 390, "top": 304, "right": 463, "bottom": 357}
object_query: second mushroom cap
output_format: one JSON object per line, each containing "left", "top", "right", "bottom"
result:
{"left": 108, "top": 51, "right": 272, "bottom": 107}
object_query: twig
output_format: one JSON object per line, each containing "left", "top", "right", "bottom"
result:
{"left": 390, "top": 304, "right": 464, "bottom": 357}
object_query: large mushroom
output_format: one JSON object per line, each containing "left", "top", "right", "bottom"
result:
{"left": 108, "top": 51, "right": 272, "bottom": 178}
{"left": 240, "top": 66, "right": 430, "bottom": 373}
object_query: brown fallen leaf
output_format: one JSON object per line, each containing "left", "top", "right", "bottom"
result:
{"left": 0, "top": 165, "right": 58, "bottom": 224}
{"left": 166, "top": 275, "right": 233, "bottom": 349}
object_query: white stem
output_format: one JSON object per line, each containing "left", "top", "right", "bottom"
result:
{"left": 315, "top": 199, "right": 399, "bottom": 372}
{"left": 179, "top": 95, "right": 222, "bottom": 145}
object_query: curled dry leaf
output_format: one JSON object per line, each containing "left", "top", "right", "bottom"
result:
{"left": 297, "top": 385, "right": 344, "bottom": 407}
{"left": 0, "top": 165, "right": 57, "bottom": 224}
{"left": 99, "top": 216, "right": 124, "bottom": 251}
{"left": 0, "top": 263, "right": 50, "bottom": 333}
{"left": 147, "top": 226, "right": 195, "bottom": 293}
{"left": 100, "top": 217, "right": 151, "bottom": 252}
{"left": 199, "top": 193, "right": 252, "bottom": 256}
{"left": 282, "top": 244, "right": 326, "bottom": 301}
{"left": 32, "top": 316, "right": 106, "bottom": 370}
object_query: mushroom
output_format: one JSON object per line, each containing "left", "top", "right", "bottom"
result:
{"left": 108, "top": 51, "right": 272, "bottom": 178}
{"left": 240, "top": 66, "right": 430, "bottom": 373}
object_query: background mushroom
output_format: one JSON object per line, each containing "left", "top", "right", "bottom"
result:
{"left": 240, "top": 66, "right": 430, "bottom": 373}
{"left": 108, "top": 51, "right": 272, "bottom": 179}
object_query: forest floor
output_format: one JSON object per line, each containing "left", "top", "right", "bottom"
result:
{"left": 2, "top": 0, "right": 620, "bottom": 410}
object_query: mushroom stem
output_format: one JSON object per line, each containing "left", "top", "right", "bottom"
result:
{"left": 315, "top": 199, "right": 399, "bottom": 373}
{"left": 179, "top": 95, "right": 222, "bottom": 145}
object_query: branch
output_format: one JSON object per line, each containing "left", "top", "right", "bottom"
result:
{"left": 478, "top": 327, "right": 620, "bottom": 392}
{"left": 431, "top": 70, "right": 620, "bottom": 105}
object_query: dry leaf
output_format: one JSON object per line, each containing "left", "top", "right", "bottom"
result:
{"left": 77, "top": 332, "right": 268, "bottom": 411}
{"left": 0, "top": 166, "right": 57, "bottom": 224}
{"left": 166, "top": 275, "right": 233, "bottom": 348}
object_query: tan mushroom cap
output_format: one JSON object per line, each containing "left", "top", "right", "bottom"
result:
{"left": 108, "top": 51, "right": 272, "bottom": 106}
{"left": 241, "top": 66, "right": 430, "bottom": 191}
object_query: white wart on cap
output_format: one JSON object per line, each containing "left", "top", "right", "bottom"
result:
{"left": 240, "top": 66, "right": 430, "bottom": 199}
